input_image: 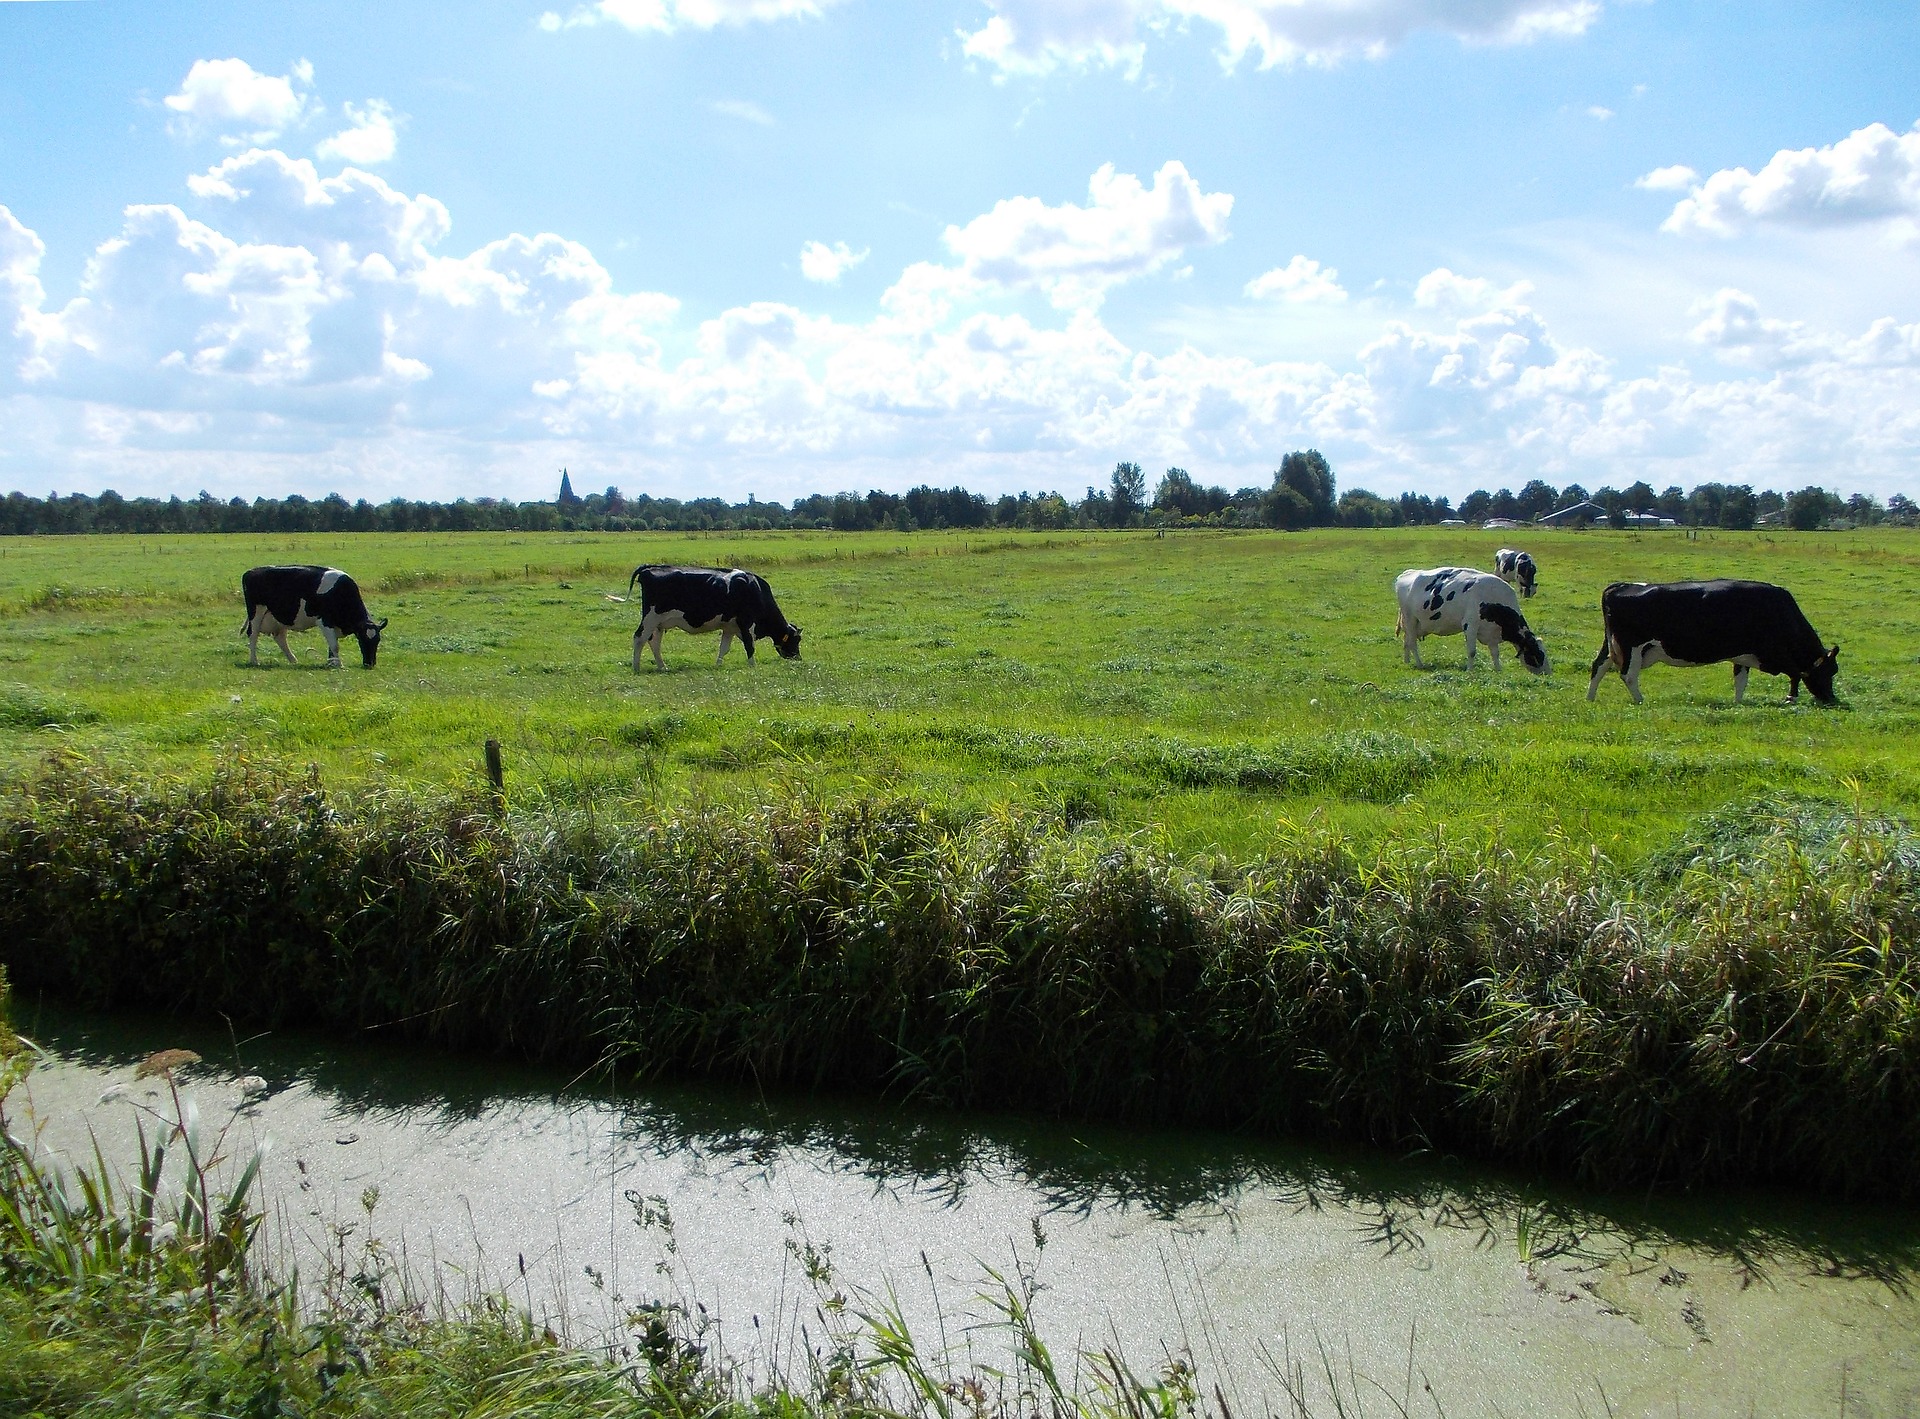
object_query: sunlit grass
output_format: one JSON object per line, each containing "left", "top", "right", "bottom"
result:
{"left": 1, "top": 525, "right": 1915, "bottom": 861}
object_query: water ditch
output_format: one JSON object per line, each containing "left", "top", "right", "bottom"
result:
{"left": 9, "top": 999, "right": 1919, "bottom": 1418}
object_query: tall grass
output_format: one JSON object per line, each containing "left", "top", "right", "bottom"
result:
{"left": 1, "top": 764, "right": 1916, "bottom": 1198}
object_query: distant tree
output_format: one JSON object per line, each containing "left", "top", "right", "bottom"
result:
{"left": 1489, "top": 487, "right": 1520, "bottom": 520}
{"left": 1555, "top": 484, "right": 1590, "bottom": 511}
{"left": 1846, "top": 492, "right": 1884, "bottom": 525}
{"left": 1277, "top": 450, "right": 1336, "bottom": 524}
{"left": 1459, "top": 489, "right": 1493, "bottom": 523}
{"left": 1719, "top": 485, "right": 1757, "bottom": 530}
{"left": 1262, "top": 482, "right": 1314, "bottom": 530}
{"left": 1154, "top": 467, "right": 1195, "bottom": 515}
{"left": 1109, "top": 463, "right": 1146, "bottom": 527}
{"left": 1337, "top": 489, "right": 1399, "bottom": 527}
{"left": 1787, "top": 486, "right": 1833, "bottom": 531}
{"left": 1622, "top": 480, "right": 1658, "bottom": 513}
{"left": 1656, "top": 485, "right": 1688, "bottom": 521}
{"left": 1756, "top": 489, "right": 1786, "bottom": 521}
{"left": 1889, "top": 493, "right": 1918, "bottom": 524}
{"left": 1516, "top": 479, "right": 1557, "bottom": 521}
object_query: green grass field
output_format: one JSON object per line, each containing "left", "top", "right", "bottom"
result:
{"left": 1, "top": 525, "right": 1915, "bottom": 860}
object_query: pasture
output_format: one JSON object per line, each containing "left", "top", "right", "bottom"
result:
{"left": 0, "top": 525, "right": 1915, "bottom": 860}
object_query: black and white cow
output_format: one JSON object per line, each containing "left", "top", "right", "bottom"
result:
{"left": 1394, "top": 566, "right": 1549, "bottom": 673}
{"left": 1494, "top": 547, "right": 1538, "bottom": 598}
{"left": 241, "top": 565, "right": 388, "bottom": 668}
{"left": 630, "top": 564, "right": 802, "bottom": 671}
{"left": 1585, "top": 579, "right": 1838, "bottom": 705}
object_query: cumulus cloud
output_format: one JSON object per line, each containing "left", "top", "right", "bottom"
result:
{"left": 540, "top": 0, "right": 844, "bottom": 33}
{"left": 1634, "top": 164, "right": 1697, "bottom": 192}
{"left": 922, "top": 160, "right": 1232, "bottom": 311}
{"left": 316, "top": 101, "right": 399, "bottom": 166}
{"left": 11, "top": 160, "right": 1920, "bottom": 501}
{"left": 1660, "top": 121, "right": 1920, "bottom": 235}
{"left": 1244, "top": 255, "right": 1346, "bottom": 304}
{"left": 800, "top": 241, "right": 868, "bottom": 283}
{"left": 164, "top": 58, "right": 314, "bottom": 144}
{"left": 960, "top": 0, "right": 1601, "bottom": 78}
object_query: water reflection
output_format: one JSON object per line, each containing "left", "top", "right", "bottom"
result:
{"left": 18, "top": 992, "right": 1919, "bottom": 1296}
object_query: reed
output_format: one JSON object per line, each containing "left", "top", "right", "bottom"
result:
{"left": 0, "top": 764, "right": 1915, "bottom": 1198}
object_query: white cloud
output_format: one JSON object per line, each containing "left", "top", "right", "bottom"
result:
{"left": 316, "top": 101, "right": 399, "bottom": 166}
{"left": 1634, "top": 164, "right": 1697, "bottom": 192}
{"left": 959, "top": 0, "right": 1602, "bottom": 79}
{"left": 11, "top": 163, "right": 1920, "bottom": 503}
{"left": 164, "top": 58, "right": 313, "bottom": 145}
{"left": 800, "top": 240, "right": 869, "bottom": 283}
{"left": 1245, "top": 255, "right": 1346, "bottom": 304}
{"left": 711, "top": 99, "right": 775, "bottom": 126}
{"left": 542, "top": 0, "right": 844, "bottom": 33}
{"left": 1412, "top": 266, "right": 1532, "bottom": 313}
{"left": 926, "top": 160, "right": 1232, "bottom": 310}
{"left": 1661, "top": 121, "right": 1920, "bottom": 236}
{"left": 1585, "top": 105, "right": 1613, "bottom": 121}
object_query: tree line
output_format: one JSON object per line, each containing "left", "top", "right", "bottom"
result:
{"left": 0, "top": 456, "right": 1907, "bottom": 536}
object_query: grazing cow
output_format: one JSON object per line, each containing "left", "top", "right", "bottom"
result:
{"left": 1586, "top": 579, "right": 1839, "bottom": 705}
{"left": 1494, "top": 547, "right": 1538, "bottom": 598}
{"left": 241, "top": 565, "right": 388, "bottom": 668}
{"left": 1395, "top": 566, "right": 1549, "bottom": 674}
{"left": 630, "top": 564, "right": 802, "bottom": 671}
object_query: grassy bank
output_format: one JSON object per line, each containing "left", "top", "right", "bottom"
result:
{"left": 3, "top": 766, "right": 1915, "bottom": 1200}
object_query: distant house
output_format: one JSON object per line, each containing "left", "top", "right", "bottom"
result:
{"left": 1438, "top": 518, "right": 1467, "bottom": 527}
{"left": 1481, "top": 517, "right": 1524, "bottom": 531}
{"left": 1622, "top": 511, "right": 1678, "bottom": 528}
{"left": 1538, "top": 500, "right": 1607, "bottom": 526}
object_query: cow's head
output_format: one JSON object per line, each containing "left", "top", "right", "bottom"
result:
{"left": 354, "top": 617, "right": 389, "bottom": 668}
{"left": 1482, "top": 603, "right": 1549, "bottom": 675}
{"left": 771, "top": 623, "right": 803, "bottom": 659}
{"left": 1806, "top": 644, "right": 1840, "bottom": 704}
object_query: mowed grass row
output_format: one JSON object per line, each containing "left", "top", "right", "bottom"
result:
{"left": 1, "top": 526, "right": 1917, "bottom": 858}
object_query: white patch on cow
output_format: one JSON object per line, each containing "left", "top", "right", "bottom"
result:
{"left": 635, "top": 607, "right": 743, "bottom": 670}
{"left": 316, "top": 568, "right": 345, "bottom": 594}
{"left": 1602, "top": 640, "right": 1764, "bottom": 704}
{"left": 246, "top": 600, "right": 341, "bottom": 667}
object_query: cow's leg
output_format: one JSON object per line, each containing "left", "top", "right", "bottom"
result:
{"left": 632, "top": 627, "right": 644, "bottom": 673}
{"left": 715, "top": 627, "right": 734, "bottom": 664}
{"left": 1462, "top": 617, "right": 1478, "bottom": 667}
{"left": 247, "top": 612, "right": 263, "bottom": 667}
{"left": 322, "top": 626, "right": 342, "bottom": 668}
{"left": 1733, "top": 665, "right": 1750, "bottom": 704}
{"left": 741, "top": 629, "right": 756, "bottom": 662}
{"left": 1786, "top": 675, "right": 1801, "bottom": 704}
{"left": 273, "top": 629, "right": 295, "bottom": 664}
{"left": 1488, "top": 633, "right": 1503, "bottom": 672}
{"left": 1586, "top": 644, "right": 1610, "bottom": 701}
{"left": 1623, "top": 645, "right": 1646, "bottom": 705}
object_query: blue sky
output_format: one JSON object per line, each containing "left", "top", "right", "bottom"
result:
{"left": 3, "top": 0, "right": 1918, "bottom": 504}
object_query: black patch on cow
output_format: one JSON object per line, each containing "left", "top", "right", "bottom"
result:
{"left": 1479, "top": 601, "right": 1548, "bottom": 672}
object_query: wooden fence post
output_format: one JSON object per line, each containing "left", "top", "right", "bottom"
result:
{"left": 484, "top": 738, "right": 504, "bottom": 811}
